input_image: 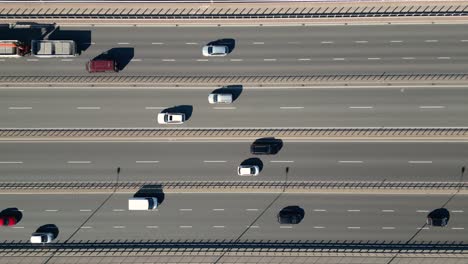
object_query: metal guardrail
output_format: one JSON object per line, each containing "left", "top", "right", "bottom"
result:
{"left": 0, "top": 181, "right": 466, "bottom": 191}
{"left": 1, "top": 4, "right": 468, "bottom": 19}
{"left": 1, "top": 127, "right": 467, "bottom": 139}
{"left": 0, "top": 74, "right": 468, "bottom": 84}
{"left": 0, "top": 240, "right": 466, "bottom": 256}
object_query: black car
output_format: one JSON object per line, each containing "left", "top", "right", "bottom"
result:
{"left": 426, "top": 208, "right": 450, "bottom": 227}
{"left": 250, "top": 138, "right": 283, "bottom": 155}
{"left": 277, "top": 206, "right": 305, "bottom": 224}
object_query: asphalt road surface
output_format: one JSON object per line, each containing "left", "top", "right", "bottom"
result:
{"left": 0, "top": 193, "right": 466, "bottom": 242}
{"left": 1, "top": 87, "right": 467, "bottom": 128}
{"left": 0, "top": 141, "right": 466, "bottom": 182}
{"left": 1, "top": 25, "right": 468, "bottom": 76}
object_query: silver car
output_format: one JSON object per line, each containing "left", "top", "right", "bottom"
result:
{"left": 208, "top": 93, "right": 233, "bottom": 104}
{"left": 202, "top": 45, "right": 229, "bottom": 57}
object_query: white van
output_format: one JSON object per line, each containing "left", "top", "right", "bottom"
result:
{"left": 128, "top": 197, "right": 158, "bottom": 211}
{"left": 30, "top": 232, "right": 54, "bottom": 244}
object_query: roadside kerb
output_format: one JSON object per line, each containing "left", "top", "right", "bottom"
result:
{"left": 0, "top": 181, "right": 467, "bottom": 194}
{"left": 1, "top": 127, "right": 468, "bottom": 140}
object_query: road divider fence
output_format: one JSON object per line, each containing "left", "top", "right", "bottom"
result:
{"left": 1, "top": 127, "right": 467, "bottom": 140}
{"left": 0, "top": 239, "right": 467, "bottom": 257}
{"left": 1, "top": 1, "right": 468, "bottom": 21}
{"left": 1, "top": 73, "right": 468, "bottom": 85}
{"left": 1, "top": 181, "right": 466, "bottom": 193}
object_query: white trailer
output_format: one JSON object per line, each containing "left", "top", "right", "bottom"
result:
{"left": 128, "top": 197, "right": 158, "bottom": 211}
{"left": 31, "top": 40, "right": 77, "bottom": 58}
{"left": 0, "top": 40, "right": 29, "bottom": 58}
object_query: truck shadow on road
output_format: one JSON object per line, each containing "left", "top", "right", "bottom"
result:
{"left": 134, "top": 184, "right": 165, "bottom": 206}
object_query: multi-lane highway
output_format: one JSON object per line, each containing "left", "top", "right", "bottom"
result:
{"left": 1, "top": 25, "right": 468, "bottom": 76}
{"left": 1, "top": 141, "right": 466, "bottom": 182}
{"left": 1, "top": 87, "right": 467, "bottom": 128}
{"left": 1, "top": 193, "right": 467, "bottom": 242}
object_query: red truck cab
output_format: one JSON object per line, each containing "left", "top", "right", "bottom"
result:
{"left": 86, "top": 60, "right": 118, "bottom": 73}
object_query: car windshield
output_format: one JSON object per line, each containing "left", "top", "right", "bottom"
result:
{"left": 208, "top": 47, "right": 213, "bottom": 53}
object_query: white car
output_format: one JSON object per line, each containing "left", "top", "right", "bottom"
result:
{"left": 237, "top": 165, "right": 260, "bottom": 176}
{"left": 208, "top": 93, "right": 233, "bottom": 104}
{"left": 157, "top": 112, "right": 185, "bottom": 124}
{"left": 202, "top": 45, "right": 229, "bottom": 57}
{"left": 30, "top": 232, "right": 54, "bottom": 244}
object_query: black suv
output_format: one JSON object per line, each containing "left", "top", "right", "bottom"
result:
{"left": 426, "top": 208, "right": 450, "bottom": 227}
{"left": 250, "top": 138, "right": 283, "bottom": 155}
{"left": 277, "top": 206, "right": 305, "bottom": 224}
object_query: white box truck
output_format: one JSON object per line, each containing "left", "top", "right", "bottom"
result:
{"left": 128, "top": 197, "right": 158, "bottom": 211}
{"left": 31, "top": 40, "right": 77, "bottom": 58}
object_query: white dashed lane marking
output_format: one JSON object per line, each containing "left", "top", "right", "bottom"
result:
{"left": 280, "top": 106, "right": 304, "bottom": 109}
{"left": 338, "top": 160, "right": 363, "bottom": 164}
{"left": 152, "top": 42, "right": 164, "bottom": 45}
{"left": 146, "top": 226, "right": 159, "bottom": 229}
{"left": 382, "top": 210, "right": 395, "bottom": 212}
{"left": 298, "top": 58, "right": 311, "bottom": 61}
{"left": 113, "top": 226, "right": 126, "bottom": 229}
{"left": 80, "top": 209, "right": 92, "bottom": 212}
{"left": 213, "top": 107, "right": 236, "bottom": 109}
{"left": 180, "top": 226, "right": 192, "bottom": 228}
{"left": 263, "top": 59, "right": 277, "bottom": 61}
{"left": 0, "top": 161, "right": 23, "bottom": 164}
{"left": 333, "top": 58, "right": 345, "bottom": 61}
{"left": 113, "top": 209, "right": 125, "bottom": 212}
{"left": 321, "top": 41, "right": 334, "bottom": 44}
{"left": 355, "top": 40, "right": 368, "bottom": 43}
{"left": 8, "top": 107, "right": 32, "bottom": 110}
{"left": 76, "top": 107, "right": 101, "bottom": 110}
{"left": 349, "top": 106, "right": 373, "bottom": 109}
{"left": 67, "top": 161, "right": 92, "bottom": 164}
{"left": 145, "top": 106, "right": 166, "bottom": 110}
{"left": 390, "top": 40, "right": 403, "bottom": 43}
{"left": 347, "top": 209, "right": 361, "bottom": 212}
{"left": 347, "top": 227, "right": 361, "bottom": 229}
{"left": 203, "top": 160, "right": 227, "bottom": 163}
{"left": 212, "top": 209, "right": 225, "bottom": 211}
{"left": 179, "top": 209, "right": 193, "bottom": 211}
{"left": 408, "top": 161, "right": 433, "bottom": 164}
{"left": 162, "top": 59, "right": 175, "bottom": 62}
{"left": 246, "top": 209, "right": 259, "bottom": 212}
{"left": 416, "top": 210, "right": 430, "bottom": 213}
{"left": 213, "top": 226, "right": 225, "bottom": 228}
{"left": 81, "top": 226, "right": 93, "bottom": 229}
{"left": 313, "top": 226, "right": 325, "bottom": 229}
{"left": 280, "top": 226, "right": 293, "bottom": 229}
{"left": 419, "top": 106, "right": 446, "bottom": 109}
{"left": 253, "top": 42, "right": 264, "bottom": 45}
{"left": 382, "top": 227, "right": 396, "bottom": 230}
{"left": 270, "top": 160, "right": 294, "bottom": 163}
{"left": 313, "top": 209, "right": 327, "bottom": 212}
{"left": 45, "top": 210, "right": 58, "bottom": 212}
{"left": 136, "top": 161, "right": 159, "bottom": 164}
